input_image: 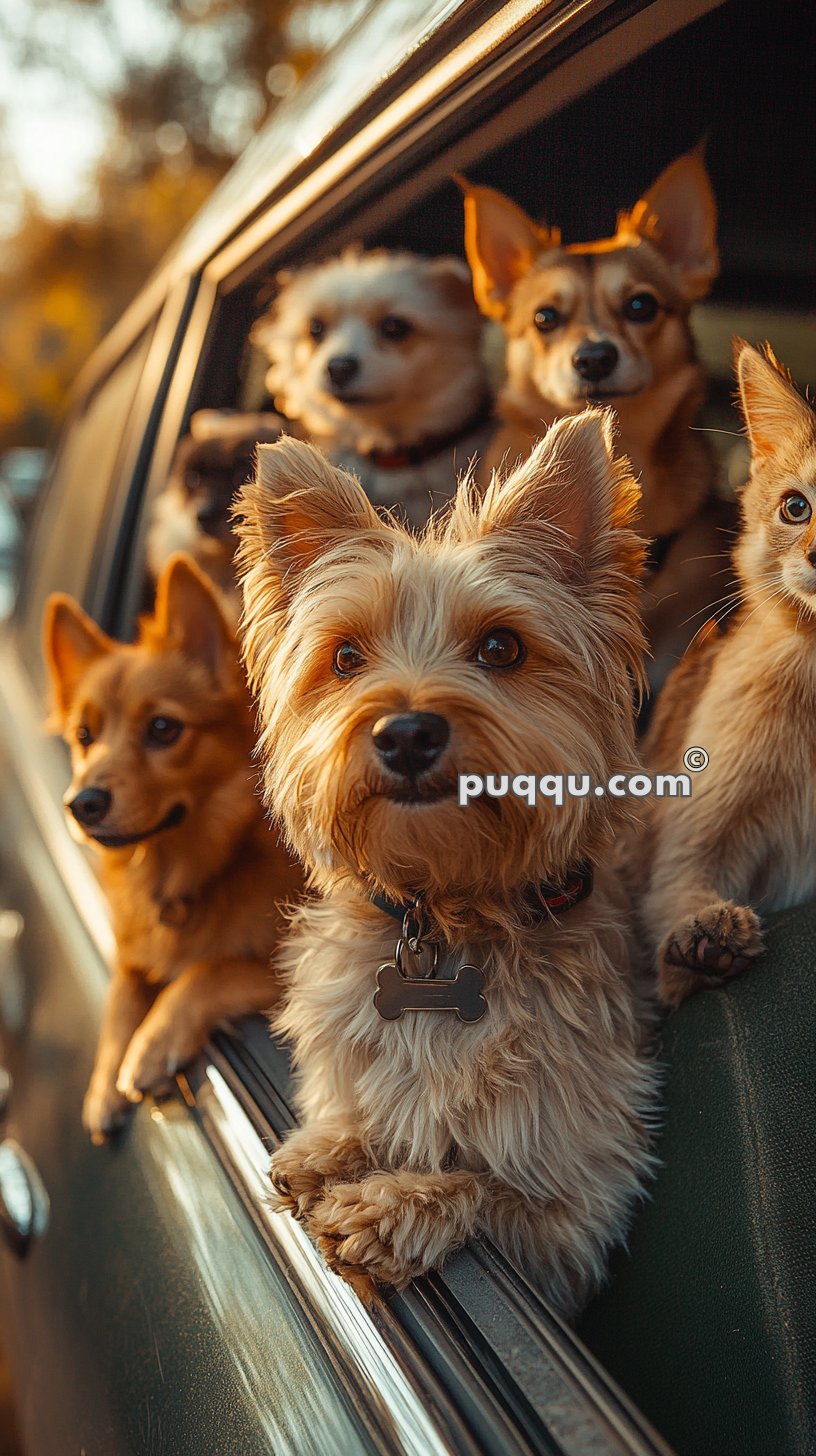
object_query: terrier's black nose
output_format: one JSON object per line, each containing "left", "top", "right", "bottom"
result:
{"left": 572, "top": 339, "right": 619, "bottom": 384}
{"left": 807, "top": 546, "right": 816, "bottom": 568}
{"left": 372, "top": 713, "right": 450, "bottom": 779}
{"left": 68, "top": 787, "right": 112, "bottom": 827}
{"left": 326, "top": 355, "right": 360, "bottom": 388}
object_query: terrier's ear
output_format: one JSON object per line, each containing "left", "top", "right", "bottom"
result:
{"left": 44, "top": 594, "right": 114, "bottom": 724}
{"left": 456, "top": 176, "right": 558, "bottom": 320}
{"left": 479, "top": 410, "right": 641, "bottom": 577}
{"left": 153, "top": 553, "right": 236, "bottom": 683}
{"left": 624, "top": 150, "right": 718, "bottom": 301}
{"left": 735, "top": 340, "right": 814, "bottom": 468}
{"left": 234, "top": 437, "right": 384, "bottom": 600}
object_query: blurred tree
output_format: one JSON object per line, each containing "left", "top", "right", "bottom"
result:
{"left": 0, "top": 0, "right": 336, "bottom": 450}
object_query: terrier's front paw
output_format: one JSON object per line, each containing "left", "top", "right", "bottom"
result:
{"left": 308, "top": 1170, "right": 480, "bottom": 1290}
{"left": 269, "top": 1129, "right": 368, "bottom": 1220}
{"left": 116, "top": 1024, "right": 186, "bottom": 1102}
{"left": 82, "top": 1078, "right": 131, "bottom": 1145}
{"left": 659, "top": 900, "right": 764, "bottom": 1005}
{"left": 308, "top": 1176, "right": 413, "bottom": 1288}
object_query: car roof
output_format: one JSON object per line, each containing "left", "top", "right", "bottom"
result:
{"left": 74, "top": 0, "right": 483, "bottom": 403}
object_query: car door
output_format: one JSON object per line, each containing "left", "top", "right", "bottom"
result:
{"left": 0, "top": 293, "right": 453, "bottom": 1456}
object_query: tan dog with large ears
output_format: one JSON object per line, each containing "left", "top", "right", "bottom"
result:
{"left": 45, "top": 554, "right": 302, "bottom": 1143}
{"left": 459, "top": 151, "right": 736, "bottom": 693}
{"left": 233, "top": 421, "right": 657, "bottom": 1311}
{"left": 639, "top": 343, "right": 816, "bottom": 1005}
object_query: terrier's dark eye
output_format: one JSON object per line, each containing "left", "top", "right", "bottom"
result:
{"left": 379, "top": 315, "right": 413, "bottom": 342}
{"left": 780, "top": 492, "right": 812, "bottom": 524}
{"left": 76, "top": 723, "right": 93, "bottom": 748}
{"left": 308, "top": 317, "right": 326, "bottom": 342}
{"left": 333, "top": 642, "right": 366, "bottom": 676}
{"left": 623, "top": 292, "right": 660, "bottom": 324}
{"left": 534, "top": 306, "right": 561, "bottom": 334}
{"left": 146, "top": 716, "right": 184, "bottom": 747}
{"left": 474, "top": 629, "right": 525, "bottom": 669}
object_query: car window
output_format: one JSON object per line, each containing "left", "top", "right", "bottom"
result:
{"left": 17, "top": 329, "right": 154, "bottom": 693}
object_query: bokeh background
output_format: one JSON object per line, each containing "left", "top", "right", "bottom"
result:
{"left": 0, "top": 0, "right": 363, "bottom": 454}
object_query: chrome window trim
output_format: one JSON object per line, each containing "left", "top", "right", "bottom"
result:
{"left": 206, "top": 0, "right": 724, "bottom": 289}
{"left": 66, "top": 0, "right": 724, "bottom": 405}
{"left": 194, "top": 1043, "right": 676, "bottom": 1456}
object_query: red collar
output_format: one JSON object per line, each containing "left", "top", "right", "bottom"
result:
{"left": 364, "top": 396, "right": 494, "bottom": 471}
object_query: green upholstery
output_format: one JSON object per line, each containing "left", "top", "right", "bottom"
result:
{"left": 579, "top": 903, "right": 816, "bottom": 1456}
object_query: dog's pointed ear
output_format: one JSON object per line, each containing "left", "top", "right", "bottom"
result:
{"left": 44, "top": 594, "right": 114, "bottom": 724}
{"left": 153, "top": 553, "right": 236, "bottom": 683}
{"left": 456, "top": 176, "right": 558, "bottom": 320}
{"left": 624, "top": 150, "right": 718, "bottom": 301}
{"left": 234, "top": 437, "right": 384, "bottom": 598}
{"left": 735, "top": 340, "right": 813, "bottom": 468}
{"left": 474, "top": 410, "right": 642, "bottom": 578}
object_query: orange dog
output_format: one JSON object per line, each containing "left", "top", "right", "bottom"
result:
{"left": 45, "top": 554, "right": 302, "bottom": 1142}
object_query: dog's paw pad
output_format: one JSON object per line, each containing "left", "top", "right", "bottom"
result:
{"left": 660, "top": 901, "right": 764, "bottom": 1003}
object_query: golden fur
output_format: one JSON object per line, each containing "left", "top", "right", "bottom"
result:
{"left": 44, "top": 554, "right": 302, "bottom": 1141}
{"left": 250, "top": 247, "right": 494, "bottom": 527}
{"left": 639, "top": 344, "right": 816, "bottom": 1004}
{"left": 234, "top": 418, "right": 658, "bottom": 1311}
{"left": 459, "top": 152, "right": 735, "bottom": 690}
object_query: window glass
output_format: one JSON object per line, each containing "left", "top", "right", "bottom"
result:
{"left": 18, "top": 331, "right": 152, "bottom": 692}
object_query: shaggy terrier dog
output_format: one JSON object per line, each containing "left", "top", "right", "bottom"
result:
{"left": 250, "top": 247, "right": 494, "bottom": 527}
{"left": 234, "top": 417, "right": 657, "bottom": 1312}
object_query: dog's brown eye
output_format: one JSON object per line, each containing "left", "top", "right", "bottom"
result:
{"left": 379, "top": 315, "right": 413, "bottom": 342}
{"left": 146, "top": 715, "right": 184, "bottom": 747}
{"left": 76, "top": 724, "right": 93, "bottom": 748}
{"left": 780, "top": 492, "right": 812, "bottom": 524}
{"left": 309, "top": 317, "right": 325, "bottom": 342}
{"left": 623, "top": 292, "right": 659, "bottom": 323}
{"left": 474, "top": 629, "right": 525, "bottom": 669}
{"left": 534, "top": 306, "right": 561, "bottom": 334}
{"left": 333, "top": 642, "right": 366, "bottom": 676}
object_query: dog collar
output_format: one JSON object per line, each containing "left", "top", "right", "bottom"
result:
{"left": 363, "top": 396, "right": 494, "bottom": 471}
{"left": 370, "top": 865, "right": 592, "bottom": 1025}
{"left": 371, "top": 862, "right": 594, "bottom": 926}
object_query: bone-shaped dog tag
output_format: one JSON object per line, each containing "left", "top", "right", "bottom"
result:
{"left": 374, "top": 962, "right": 487, "bottom": 1022}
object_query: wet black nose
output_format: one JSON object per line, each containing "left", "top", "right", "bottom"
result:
{"left": 326, "top": 355, "right": 360, "bottom": 388}
{"left": 69, "top": 787, "right": 112, "bottom": 827}
{"left": 807, "top": 545, "right": 816, "bottom": 568}
{"left": 371, "top": 712, "right": 450, "bottom": 779}
{"left": 572, "top": 340, "right": 619, "bottom": 384}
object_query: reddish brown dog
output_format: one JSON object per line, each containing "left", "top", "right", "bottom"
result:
{"left": 45, "top": 553, "right": 302, "bottom": 1142}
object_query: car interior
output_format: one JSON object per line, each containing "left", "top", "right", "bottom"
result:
{"left": 13, "top": 1, "right": 814, "bottom": 1452}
